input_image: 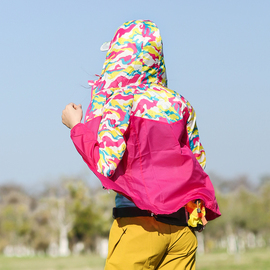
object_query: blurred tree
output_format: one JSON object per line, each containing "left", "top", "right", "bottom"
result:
{"left": 0, "top": 186, "right": 33, "bottom": 251}
{"left": 257, "top": 180, "right": 270, "bottom": 235}
{"left": 67, "top": 180, "right": 114, "bottom": 252}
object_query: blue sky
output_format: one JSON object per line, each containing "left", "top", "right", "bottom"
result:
{"left": 1, "top": 0, "right": 269, "bottom": 189}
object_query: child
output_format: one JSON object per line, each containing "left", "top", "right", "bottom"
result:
{"left": 62, "top": 20, "right": 220, "bottom": 269}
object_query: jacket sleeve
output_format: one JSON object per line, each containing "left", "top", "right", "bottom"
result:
{"left": 71, "top": 90, "right": 134, "bottom": 177}
{"left": 185, "top": 102, "right": 206, "bottom": 170}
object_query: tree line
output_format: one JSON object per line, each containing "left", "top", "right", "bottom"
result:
{"left": 202, "top": 173, "right": 270, "bottom": 253}
{"left": 0, "top": 177, "right": 114, "bottom": 256}
{"left": 0, "top": 174, "right": 269, "bottom": 256}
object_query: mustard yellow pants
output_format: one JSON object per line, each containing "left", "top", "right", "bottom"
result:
{"left": 105, "top": 216, "right": 197, "bottom": 270}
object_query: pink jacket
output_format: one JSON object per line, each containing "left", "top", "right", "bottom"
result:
{"left": 71, "top": 20, "right": 220, "bottom": 220}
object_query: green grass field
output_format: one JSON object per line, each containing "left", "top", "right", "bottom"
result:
{"left": 0, "top": 249, "right": 269, "bottom": 270}
{"left": 196, "top": 249, "right": 270, "bottom": 270}
{"left": 0, "top": 254, "right": 106, "bottom": 270}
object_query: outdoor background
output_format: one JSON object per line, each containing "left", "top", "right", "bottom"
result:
{"left": 0, "top": 0, "right": 270, "bottom": 269}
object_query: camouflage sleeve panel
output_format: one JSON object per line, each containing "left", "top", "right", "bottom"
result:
{"left": 186, "top": 101, "right": 206, "bottom": 170}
